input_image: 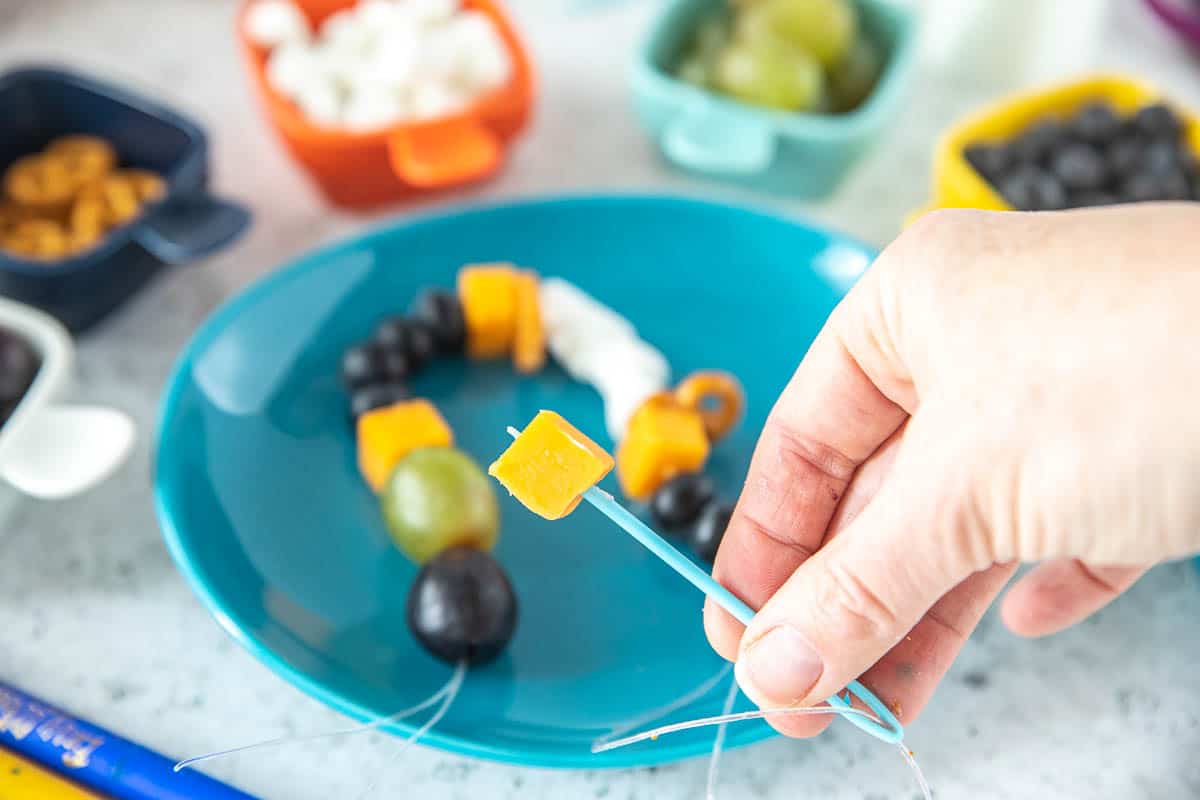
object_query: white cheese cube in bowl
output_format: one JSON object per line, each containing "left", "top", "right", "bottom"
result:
{"left": 265, "top": 40, "right": 324, "bottom": 97}
{"left": 410, "top": 80, "right": 470, "bottom": 121}
{"left": 245, "top": 0, "right": 311, "bottom": 48}
{"left": 296, "top": 79, "right": 345, "bottom": 126}
{"left": 443, "top": 11, "right": 512, "bottom": 92}
{"left": 395, "top": 0, "right": 460, "bottom": 29}
{"left": 360, "top": 23, "right": 421, "bottom": 90}
{"left": 342, "top": 83, "right": 409, "bottom": 131}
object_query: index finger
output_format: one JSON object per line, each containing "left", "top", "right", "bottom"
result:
{"left": 704, "top": 276, "right": 915, "bottom": 661}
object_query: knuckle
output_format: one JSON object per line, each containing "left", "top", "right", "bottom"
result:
{"left": 771, "top": 423, "right": 859, "bottom": 486}
{"left": 899, "top": 207, "right": 980, "bottom": 252}
{"left": 813, "top": 562, "right": 898, "bottom": 643}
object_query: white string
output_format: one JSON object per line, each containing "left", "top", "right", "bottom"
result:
{"left": 592, "top": 704, "right": 933, "bottom": 800}
{"left": 898, "top": 741, "right": 934, "bottom": 800}
{"left": 593, "top": 663, "right": 733, "bottom": 747}
{"left": 174, "top": 664, "right": 466, "bottom": 772}
{"left": 705, "top": 673, "right": 740, "bottom": 800}
{"left": 353, "top": 661, "right": 467, "bottom": 800}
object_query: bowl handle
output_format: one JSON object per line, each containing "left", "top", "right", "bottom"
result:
{"left": 134, "top": 193, "right": 252, "bottom": 265}
{"left": 661, "top": 102, "right": 775, "bottom": 175}
{"left": 388, "top": 119, "right": 502, "bottom": 188}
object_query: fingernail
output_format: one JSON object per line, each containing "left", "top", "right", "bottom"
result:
{"left": 734, "top": 625, "right": 823, "bottom": 707}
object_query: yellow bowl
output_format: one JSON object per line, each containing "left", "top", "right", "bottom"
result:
{"left": 914, "top": 74, "right": 1200, "bottom": 220}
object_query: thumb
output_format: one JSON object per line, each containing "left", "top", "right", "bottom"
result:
{"left": 733, "top": 417, "right": 986, "bottom": 711}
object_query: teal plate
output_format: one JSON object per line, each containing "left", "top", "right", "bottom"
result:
{"left": 154, "top": 194, "right": 874, "bottom": 768}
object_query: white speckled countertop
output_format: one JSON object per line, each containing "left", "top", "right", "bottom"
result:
{"left": 2, "top": 1, "right": 1199, "bottom": 798}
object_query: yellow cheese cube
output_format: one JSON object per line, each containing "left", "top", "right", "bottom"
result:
{"left": 512, "top": 270, "right": 546, "bottom": 374}
{"left": 616, "top": 395, "right": 710, "bottom": 501}
{"left": 357, "top": 399, "right": 454, "bottom": 492}
{"left": 488, "top": 410, "right": 614, "bottom": 519}
{"left": 458, "top": 263, "right": 519, "bottom": 359}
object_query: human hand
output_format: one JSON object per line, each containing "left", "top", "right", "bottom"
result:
{"left": 704, "top": 203, "right": 1200, "bottom": 737}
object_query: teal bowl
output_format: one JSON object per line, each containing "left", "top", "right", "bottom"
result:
{"left": 155, "top": 194, "right": 874, "bottom": 768}
{"left": 631, "top": 0, "right": 918, "bottom": 197}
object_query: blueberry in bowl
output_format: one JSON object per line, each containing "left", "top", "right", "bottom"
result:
{"left": 0, "top": 326, "right": 39, "bottom": 428}
{"left": 964, "top": 100, "right": 1200, "bottom": 210}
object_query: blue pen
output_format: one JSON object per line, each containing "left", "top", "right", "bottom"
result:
{"left": 0, "top": 681, "right": 260, "bottom": 800}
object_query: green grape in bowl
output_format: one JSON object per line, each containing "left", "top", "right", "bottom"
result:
{"left": 712, "top": 37, "right": 825, "bottom": 110}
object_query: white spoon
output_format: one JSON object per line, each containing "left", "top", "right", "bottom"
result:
{"left": 0, "top": 404, "right": 136, "bottom": 500}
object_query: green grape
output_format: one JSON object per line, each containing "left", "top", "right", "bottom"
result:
{"left": 713, "top": 39, "right": 824, "bottom": 111}
{"left": 733, "top": 4, "right": 776, "bottom": 46}
{"left": 676, "top": 11, "right": 730, "bottom": 86}
{"left": 761, "top": 0, "right": 858, "bottom": 68}
{"left": 828, "top": 35, "right": 881, "bottom": 111}
{"left": 694, "top": 13, "right": 732, "bottom": 58}
{"left": 676, "top": 54, "right": 709, "bottom": 86}
{"left": 380, "top": 447, "right": 499, "bottom": 564}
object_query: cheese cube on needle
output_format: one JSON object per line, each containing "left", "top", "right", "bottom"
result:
{"left": 489, "top": 411, "right": 614, "bottom": 520}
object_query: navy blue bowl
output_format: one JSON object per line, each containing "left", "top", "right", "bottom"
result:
{"left": 0, "top": 66, "right": 251, "bottom": 333}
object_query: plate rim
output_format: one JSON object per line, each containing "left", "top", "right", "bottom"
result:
{"left": 154, "top": 192, "right": 872, "bottom": 769}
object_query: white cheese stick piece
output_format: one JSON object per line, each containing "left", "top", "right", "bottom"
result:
{"left": 602, "top": 372, "right": 668, "bottom": 441}
{"left": 539, "top": 278, "right": 637, "bottom": 340}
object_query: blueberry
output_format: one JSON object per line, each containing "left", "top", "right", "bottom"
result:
{"left": 1071, "top": 190, "right": 1118, "bottom": 207}
{"left": 689, "top": 502, "right": 733, "bottom": 564}
{"left": 1050, "top": 143, "right": 1107, "bottom": 191}
{"left": 1012, "top": 120, "right": 1064, "bottom": 164}
{"left": 1121, "top": 173, "right": 1167, "bottom": 203}
{"left": 1142, "top": 140, "right": 1181, "bottom": 175}
{"left": 998, "top": 166, "right": 1067, "bottom": 211}
{"left": 378, "top": 348, "right": 410, "bottom": 381}
{"left": 0, "top": 400, "right": 16, "bottom": 429}
{"left": 406, "top": 546, "right": 517, "bottom": 666}
{"left": 340, "top": 343, "right": 380, "bottom": 388}
{"left": 997, "top": 170, "right": 1038, "bottom": 210}
{"left": 1133, "top": 103, "right": 1182, "bottom": 140}
{"left": 1071, "top": 102, "right": 1121, "bottom": 144}
{"left": 374, "top": 318, "right": 409, "bottom": 350}
{"left": 1123, "top": 169, "right": 1191, "bottom": 202}
{"left": 1105, "top": 137, "right": 1145, "bottom": 181}
{"left": 650, "top": 472, "right": 716, "bottom": 531}
{"left": 350, "top": 382, "right": 411, "bottom": 419}
{"left": 0, "top": 330, "right": 38, "bottom": 405}
{"left": 1162, "top": 172, "right": 1192, "bottom": 200}
{"left": 374, "top": 317, "right": 437, "bottom": 372}
{"left": 411, "top": 290, "right": 467, "bottom": 353}
{"left": 405, "top": 321, "right": 437, "bottom": 368}
{"left": 964, "top": 144, "right": 1010, "bottom": 180}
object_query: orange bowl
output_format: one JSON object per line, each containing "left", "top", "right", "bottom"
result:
{"left": 237, "top": 0, "right": 535, "bottom": 209}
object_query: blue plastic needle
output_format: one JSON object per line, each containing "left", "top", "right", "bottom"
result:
{"left": 580, "top": 484, "right": 905, "bottom": 745}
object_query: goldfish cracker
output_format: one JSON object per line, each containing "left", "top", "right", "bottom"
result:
{"left": 0, "top": 202, "right": 31, "bottom": 236}
{"left": 46, "top": 134, "right": 117, "bottom": 187}
{"left": 113, "top": 168, "right": 167, "bottom": 202}
{"left": 77, "top": 176, "right": 140, "bottom": 227}
{"left": 7, "top": 219, "right": 70, "bottom": 261}
{"left": 512, "top": 270, "right": 545, "bottom": 374}
{"left": 673, "top": 370, "right": 745, "bottom": 443}
{"left": 488, "top": 410, "right": 615, "bottom": 519}
{"left": 3, "top": 154, "right": 77, "bottom": 213}
{"left": 66, "top": 224, "right": 105, "bottom": 256}
{"left": 458, "top": 263, "right": 519, "bottom": 359}
{"left": 615, "top": 393, "right": 710, "bottom": 501}
{"left": 101, "top": 176, "right": 141, "bottom": 224}
{"left": 357, "top": 398, "right": 454, "bottom": 491}
{"left": 70, "top": 196, "right": 109, "bottom": 238}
